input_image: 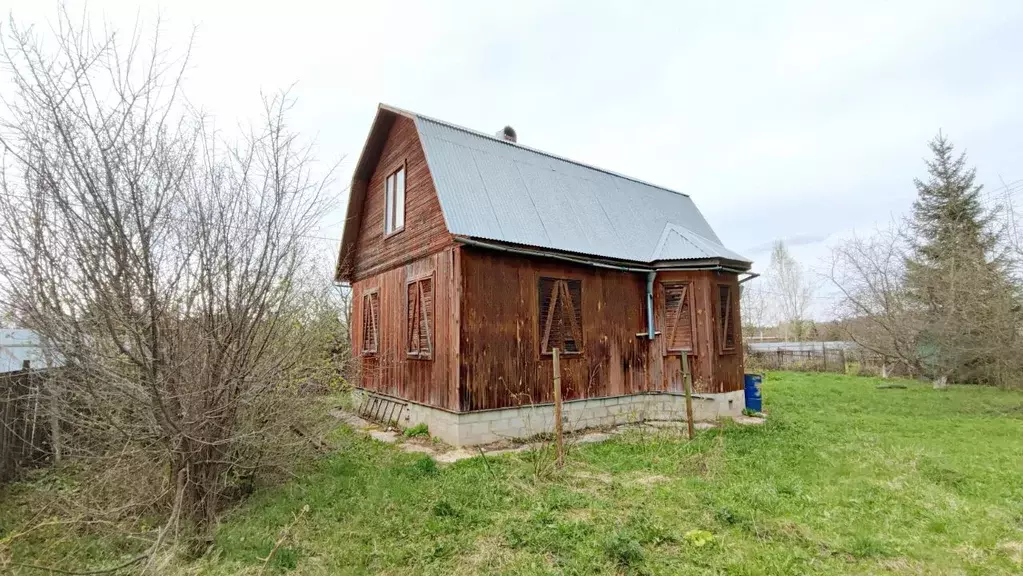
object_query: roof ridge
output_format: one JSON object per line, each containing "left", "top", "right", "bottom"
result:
{"left": 383, "top": 103, "right": 690, "bottom": 198}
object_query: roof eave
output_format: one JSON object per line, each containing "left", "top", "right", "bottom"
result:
{"left": 456, "top": 236, "right": 752, "bottom": 273}
{"left": 651, "top": 257, "right": 752, "bottom": 273}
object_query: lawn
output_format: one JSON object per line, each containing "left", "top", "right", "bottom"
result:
{"left": 6, "top": 372, "right": 1023, "bottom": 574}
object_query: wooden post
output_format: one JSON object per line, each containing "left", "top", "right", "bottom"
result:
{"left": 552, "top": 347, "right": 564, "bottom": 467}
{"left": 681, "top": 351, "right": 694, "bottom": 440}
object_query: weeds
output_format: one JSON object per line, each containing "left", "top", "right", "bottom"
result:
{"left": 403, "top": 423, "right": 429, "bottom": 438}
{"left": 602, "top": 531, "right": 644, "bottom": 568}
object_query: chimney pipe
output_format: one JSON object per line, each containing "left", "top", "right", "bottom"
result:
{"left": 496, "top": 126, "right": 517, "bottom": 143}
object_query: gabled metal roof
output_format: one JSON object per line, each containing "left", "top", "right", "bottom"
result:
{"left": 414, "top": 114, "right": 749, "bottom": 267}
{"left": 650, "top": 223, "right": 750, "bottom": 263}
{"left": 336, "top": 105, "right": 751, "bottom": 279}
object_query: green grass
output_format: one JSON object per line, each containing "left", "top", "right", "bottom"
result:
{"left": 6, "top": 373, "right": 1023, "bottom": 574}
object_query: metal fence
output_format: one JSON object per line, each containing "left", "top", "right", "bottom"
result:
{"left": 0, "top": 370, "right": 49, "bottom": 483}
{"left": 746, "top": 345, "right": 914, "bottom": 378}
{"left": 746, "top": 347, "right": 848, "bottom": 374}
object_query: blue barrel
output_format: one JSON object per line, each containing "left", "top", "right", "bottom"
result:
{"left": 744, "top": 373, "right": 763, "bottom": 412}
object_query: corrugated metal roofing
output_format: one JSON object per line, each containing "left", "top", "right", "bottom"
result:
{"left": 413, "top": 115, "right": 750, "bottom": 266}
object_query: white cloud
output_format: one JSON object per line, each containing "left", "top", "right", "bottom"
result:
{"left": 6, "top": 0, "right": 1023, "bottom": 317}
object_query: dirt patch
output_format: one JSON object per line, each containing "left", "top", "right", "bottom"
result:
{"left": 876, "top": 558, "right": 930, "bottom": 574}
{"left": 571, "top": 470, "right": 613, "bottom": 485}
{"left": 997, "top": 541, "right": 1023, "bottom": 564}
{"left": 629, "top": 474, "right": 671, "bottom": 486}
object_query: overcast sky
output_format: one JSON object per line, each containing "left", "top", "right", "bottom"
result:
{"left": 7, "top": 1, "right": 1023, "bottom": 316}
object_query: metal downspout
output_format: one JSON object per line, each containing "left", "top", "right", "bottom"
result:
{"left": 646, "top": 271, "right": 656, "bottom": 339}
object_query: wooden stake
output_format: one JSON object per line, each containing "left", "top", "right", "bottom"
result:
{"left": 553, "top": 347, "right": 564, "bottom": 468}
{"left": 681, "top": 351, "right": 694, "bottom": 440}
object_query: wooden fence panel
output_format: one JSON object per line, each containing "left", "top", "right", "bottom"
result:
{"left": 0, "top": 371, "right": 49, "bottom": 483}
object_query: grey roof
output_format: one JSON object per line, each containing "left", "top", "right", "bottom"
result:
{"left": 0, "top": 329, "right": 62, "bottom": 373}
{"left": 337, "top": 105, "right": 750, "bottom": 278}
{"left": 415, "top": 115, "right": 749, "bottom": 266}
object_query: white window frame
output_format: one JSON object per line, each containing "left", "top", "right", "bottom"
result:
{"left": 384, "top": 164, "right": 406, "bottom": 236}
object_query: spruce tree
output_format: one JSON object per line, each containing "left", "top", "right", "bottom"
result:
{"left": 906, "top": 132, "right": 1017, "bottom": 383}
{"left": 909, "top": 132, "right": 996, "bottom": 265}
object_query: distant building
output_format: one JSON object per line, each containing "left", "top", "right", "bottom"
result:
{"left": 0, "top": 329, "right": 62, "bottom": 373}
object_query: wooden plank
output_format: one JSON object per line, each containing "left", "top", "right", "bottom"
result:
{"left": 682, "top": 351, "right": 694, "bottom": 440}
{"left": 451, "top": 247, "right": 461, "bottom": 411}
{"left": 540, "top": 280, "right": 559, "bottom": 353}
{"left": 553, "top": 347, "right": 564, "bottom": 467}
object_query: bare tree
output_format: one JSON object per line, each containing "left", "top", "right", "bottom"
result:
{"left": 0, "top": 7, "right": 336, "bottom": 540}
{"left": 739, "top": 279, "right": 769, "bottom": 340}
{"left": 767, "top": 240, "right": 815, "bottom": 340}
{"left": 827, "top": 224, "right": 922, "bottom": 372}
{"left": 830, "top": 222, "right": 1023, "bottom": 385}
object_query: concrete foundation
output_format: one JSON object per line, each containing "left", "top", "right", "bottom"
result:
{"left": 351, "top": 388, "right": 746, "bottom": 447}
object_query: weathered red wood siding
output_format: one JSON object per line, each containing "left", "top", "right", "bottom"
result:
{"left": 351, "top": 248, "right": 460, "bottom": 410}
{"left": 348, "top": 115, "right": 452, "bottom": 281}
{"left": 655, "top": 270, "right": 744, "bottom": 394}
{"left": 458, "top": 249, "right": 744, "bottom": 411}
{"left": 458, "top": 248, "right": 649, "bottom": 411}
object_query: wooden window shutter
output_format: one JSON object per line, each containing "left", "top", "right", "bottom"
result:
{"left": 663, "top": 282, "right": 694, "bottom": 352}
{"left": 717, "top": 284, "right": 736, "bottom": 353}
{"left": 407, "top": 277, "right": 433, "bottom": 359}
{"left": 539, "top": 277, "right": 582, "bottom": 355}
{"left": 418, "top": 278, "right": 433, "bottom": 358}
{"left": 362, "top": 292, "right": 379, "bottom": 355}
{"left": 406, "top": 282, "right": 419, "bottom": 354}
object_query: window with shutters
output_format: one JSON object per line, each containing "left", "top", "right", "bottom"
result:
{"left": 716, "top": 283, "right": 737, "bottom": 354}
{"left": 406, "top": 276, "right": 433, "bottom": 359}
{"left": 362, "top": 291, "right": 379, "bottom": 356}
{"left": 662, "top": 282, "right": 695, "bottom": 352}
{"left": 538, "top": 277, "right": 583, "bottom": 355}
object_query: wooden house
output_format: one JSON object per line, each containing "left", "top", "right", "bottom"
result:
{"left": 336, "top": 105, "right": 754, "bottom": 446}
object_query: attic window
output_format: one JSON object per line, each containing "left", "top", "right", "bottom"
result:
{"left": 716, "top": 284, "right": 737, "bottom": 354}
{"left": 406, "top": 276, "right": 433, "bottom": 359}
{"left": 539, "top": 277, "right": 582, "bottom": 355}
{"left": 663, "top": 282, "right": 695, "bottom": 353}
{"left": 362, "top": 291, "right": 379, "bottom": 356}
{"left": 384, "top": 165, "right": 406, "bottom": 235}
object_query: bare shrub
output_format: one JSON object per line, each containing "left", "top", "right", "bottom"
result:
{"left": 0, "top": 5, "right": 338, "bottom": 544}
{"left": 828, "top": 225, "right": 923, "bottom": 373}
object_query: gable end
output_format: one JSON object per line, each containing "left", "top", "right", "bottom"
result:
{"left": 336, "top": 107, "right": 452, "bottom": 281}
